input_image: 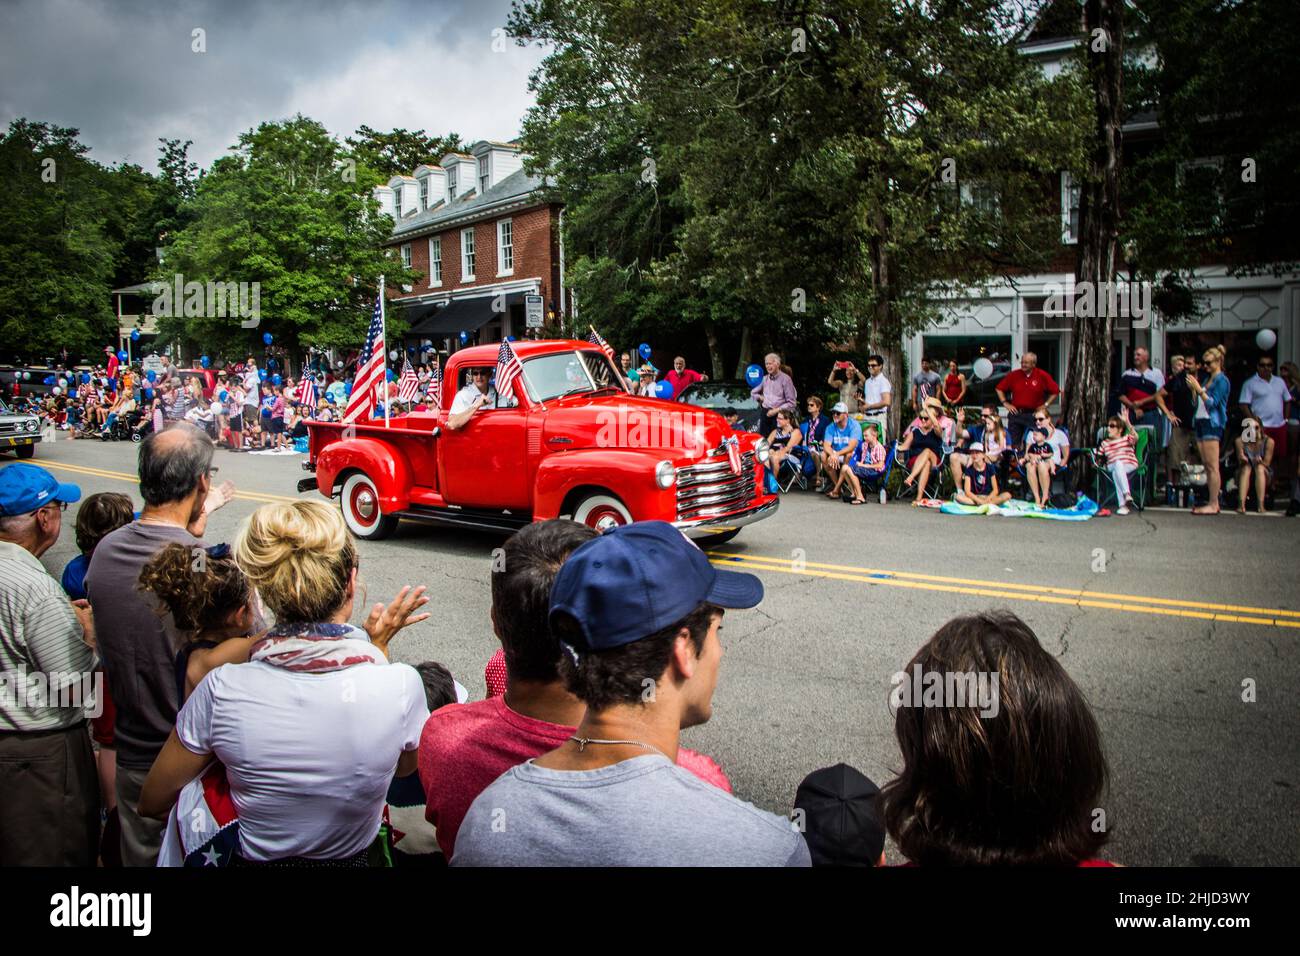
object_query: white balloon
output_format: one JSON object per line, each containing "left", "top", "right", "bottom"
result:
{"left": 1256, "top": 328, "right": 1277, "bottom": 351}
{"left": 972, "top": 357, "right": 994, "bottom": 381}
{"left": 58, "top": 378, "right": 67, "bottom": 388}
{"left": 51, "top": 386, "right": 61, "bottom": 395}
{"left": 389, "top": 350, "right": 399, "bottom": 361}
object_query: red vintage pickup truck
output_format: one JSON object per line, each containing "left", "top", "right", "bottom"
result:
{"left": 299, "top": 339, "right": 779, "bottom": 542}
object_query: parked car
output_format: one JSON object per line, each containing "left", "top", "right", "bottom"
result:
{"left": 676, "top": 381, "right": 766, "bottom": 434}
{"left": 0, "top": 395, "right": 42, "bottom": 459}
{"left": 301, "top": 339, "right": 779, "bottom": 544}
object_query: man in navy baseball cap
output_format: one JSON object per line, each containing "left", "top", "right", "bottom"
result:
{"left": 452, "top": 521, "right": 810, "bottom": 866}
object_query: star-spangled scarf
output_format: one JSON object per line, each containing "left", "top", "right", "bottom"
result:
{"left": 157, "top": 622, "right": 387, "bottom": 867}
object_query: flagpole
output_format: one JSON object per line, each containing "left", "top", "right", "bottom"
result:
{"left": 380, "top": 274, "right": 390, "bottom": 429}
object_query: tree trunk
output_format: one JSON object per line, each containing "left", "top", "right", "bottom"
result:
{"left": 1063, "top": 0, "right": 1124, "bottom": 490}
{"left": 867, "top": 201, "right": 904, "bottom": 439}
{"left": 733, "top": 325, "right": 753, "bottom": 380}
{"left": 704, "top": 320, "right": 724, "bottom": 380}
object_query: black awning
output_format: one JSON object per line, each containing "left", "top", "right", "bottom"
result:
{"left": 394, "top": 301, "right": 441, "bottom": 329}
{"left": 407, "top": 292, "right": 527, "bottom": 337}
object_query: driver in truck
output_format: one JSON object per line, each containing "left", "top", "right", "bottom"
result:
{"left": 447, "top": 367, "right": 516, "bottom": 430}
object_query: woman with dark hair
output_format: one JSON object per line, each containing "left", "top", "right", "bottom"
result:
{"left": 882, "top": 610, "right": 1112, "bottom": 866}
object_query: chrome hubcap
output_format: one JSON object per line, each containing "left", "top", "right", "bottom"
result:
{"left": 355, "top": 489, "right": 375, "bottom": 521}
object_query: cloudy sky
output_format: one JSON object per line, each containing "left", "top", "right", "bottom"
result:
{"left": 0, "top": 0, "right": 547, "bottom": 171}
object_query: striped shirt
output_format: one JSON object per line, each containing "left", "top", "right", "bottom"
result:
{"left": 0, "top": 541, "right": 96, "bottom": 731}
{"left": 1099, "top": 432, "right": 1138, "bottom": 468}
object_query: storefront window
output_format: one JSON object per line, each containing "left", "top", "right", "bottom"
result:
{"left": 919, "top": 335, "right": 1013, "bottom": 408}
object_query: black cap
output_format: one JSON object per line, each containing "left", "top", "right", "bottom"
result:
{"left": 794, "top": 763, "right": 886, "bottom": 867}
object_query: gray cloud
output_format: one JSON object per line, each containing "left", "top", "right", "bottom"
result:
{"left": 0, "top": 0, "right": 546, "bottom": 171}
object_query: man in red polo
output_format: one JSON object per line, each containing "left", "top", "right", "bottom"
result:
{"left": 996, "top": 352, "right": 1060, "bottom": 449}
{"left": 664, "top": 356, "right": 709, "bottom": 399}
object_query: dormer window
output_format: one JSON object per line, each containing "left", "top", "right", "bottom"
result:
{"left": 479, "top": 157, "right": 490, "bottom": 195}
{"left": 448, "top": 167, "right": 458, "bottom": 198}
{"left": 419, "top": 178, "right": 428, "bottom": 210}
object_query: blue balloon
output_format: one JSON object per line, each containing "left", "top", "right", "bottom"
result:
{"left": 143, "top": 387, "right": 154, "bottom": 401}
{"left": 43, "top": 376, "right": 55, "bottom": 385}
{"left": 80, "top": 373, "right": 90, "bottom": 384}
{"left": 654, "top": 381, "right": 673, "bottom": 399}
{"left": 266, "top": 358, "right": 278, "bottom": 370}
{"left": 272, "top": 374, "right": 282, "bottom": 386}
{"left": 386, "top": 369, "right": 395, "bottom": 382}
{"left": 744, "top": 364, "right": 763, "bottom": 387}
{"left": 146, "top": 370, "right": 156, "bottom": 383}
{"left": 258, "top": 369, "right": 267, "bottom": 381}
{"left": 263, "top": 333, "right": 273, "bottom": 345}
{"left": 638, "top": 343, "right": 652, "bottom": 360}
{"left": 117, "top": 350, "right": 128, "bottom": 362}
{"left": 218, "top": 389, "right": 229, "bottom": 403}
{"left": 344, "top": 383, "right": 353, "bottom": 397}
{"left": 459, "top": 331, "right": 469, "bottom": 343}
{"left": 200, "top": 355, "right": 210, "bottom": 368}
{"left": 130, "top": 328, "right": 140, "bottom": 341}
{"left": 507, "top": 335, "right": 516, "bottom": 342}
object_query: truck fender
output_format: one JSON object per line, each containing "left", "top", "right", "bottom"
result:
{"left": 316, "top": 437, "right": 413, "bottom": 512}
{"left": 533, "top": 448, "right": 668, "bottom": 520}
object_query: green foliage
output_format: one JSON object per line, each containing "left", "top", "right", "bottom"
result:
{"left": 345, "top": 125, "right": 467, "bottom": 183}
{"left": 158, "top": 115, "right": 420, "bottom": 357}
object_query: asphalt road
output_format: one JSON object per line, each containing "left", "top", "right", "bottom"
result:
{"left": 14, "top": 434, "right": 1300, "bottom": 866}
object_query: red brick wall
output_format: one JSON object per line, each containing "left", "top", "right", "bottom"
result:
{"left": 388, "top": 203, "right": 558, "bottom": 306}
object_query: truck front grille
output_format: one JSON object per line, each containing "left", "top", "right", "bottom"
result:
{"left": 675, "top": 452, "right": 756, "bottom": 521}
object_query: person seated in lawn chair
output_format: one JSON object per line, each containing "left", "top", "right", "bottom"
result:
{"left": 953, "top": 443, "right": 1011, "bottom": 507}
{"left": 828, "top": 422, "right": 887, "bottom": 504}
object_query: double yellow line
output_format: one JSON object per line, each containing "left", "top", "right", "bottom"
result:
{"left": 707, "top": 550, "right": 1300, "bottom": 630}
{"left": 38, "top": 460, "right": 299, "bottom": 506}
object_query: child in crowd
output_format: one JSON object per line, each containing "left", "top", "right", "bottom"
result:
{"left": 830, "top": 422, "right": 887, "bottom": 504}
{"left": 955, "top": 442, "right": 1011, "bottom": 506}
{"left": 794, "top": 764, "right": 886, "bottom": 866}
{"left": 1025, "top": 426, "right": 1056, "bottom": 474}
{"left": 60, "top": 491, "right": 136, "bottom": 867}
{"left": 137, "top": 542, "right": 261, "bottom": 703}
{"left": 1096, "top": 408, "right": 1140, "bottom": 515}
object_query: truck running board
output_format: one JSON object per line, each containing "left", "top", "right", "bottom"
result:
{"left": 397, "top": 504, "right": 533, "bottom": 534}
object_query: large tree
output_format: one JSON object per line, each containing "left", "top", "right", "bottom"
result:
{"left": 345, "top": 125, "right": 467, "bottom": 182}
{"left": 157, "top": 115, "right": 418, "bottom": 359}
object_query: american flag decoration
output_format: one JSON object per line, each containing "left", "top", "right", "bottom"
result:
{"left": 587, "top": 327, "right": 614, "bottom": 360}
{"left": 494, "top": 338, "right": 523, "bottom": 402}
{"left": 722, "top": 435, "right": 742, "bottom": 475}
{"left": 343, "top": 291, "right": 386, "bottom": 424}
{"left": 397, "top": 355, "right": 421, "bottom": 404}
{"left": 298, "top": 375, "right": 317, "bottom": 412}
{"left": 426, "top": 363, "right": 442, "bottom": 405}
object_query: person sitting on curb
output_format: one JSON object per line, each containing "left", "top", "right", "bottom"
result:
{"left": 953, "top": 443, "right": 1011, "bottom": 507}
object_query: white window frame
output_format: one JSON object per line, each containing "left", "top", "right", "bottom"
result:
{"left": 400, "top": 243, "right": 412, "bottom": 270}
{"left": 419, "top": 178, "right": 428, "bottom": 210}
{"left": 461, "top": 227, "right": 475, "bottom": 281}
{"left": 479, "top": 157, "right": 490, "bottom": 195}
{"left": 1060, "top": 171, "right": 1080, "bottom": 244}
{"left": 447, "top": 167, "right": 458, "bottom": 199}
{"left": 497, "top": 218, "right": 514, "bottom": 276}
{"left": 429, "top": 236, "right": 442, "bottom": 287}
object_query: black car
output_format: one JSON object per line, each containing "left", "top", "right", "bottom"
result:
{"left": 676, "top": 381, "right": 766, "bottom": 434}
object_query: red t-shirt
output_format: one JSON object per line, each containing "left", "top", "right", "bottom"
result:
{"left": 665, "top": 368, "right": 704, "bottom": 398}
{"left": 997, "top": 368, "right": 1060, "bottom": 410}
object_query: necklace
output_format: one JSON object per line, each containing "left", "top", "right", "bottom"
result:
{"left": 569, "top": 736, "right": 672, "bottom": 761}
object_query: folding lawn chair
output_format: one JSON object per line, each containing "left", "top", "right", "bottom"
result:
{"left": 1090, "top": 426, "right": 1152, "bottom": 511}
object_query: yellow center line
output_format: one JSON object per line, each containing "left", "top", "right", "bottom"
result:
{"left": 709, "top": 555, "right": 1300, "bottom": 630}
{"left": 39, "top": 460, "right": 299, "bottom": 505}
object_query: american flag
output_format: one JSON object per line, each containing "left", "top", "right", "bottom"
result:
{"left": 494, "top": 339, "right": 523, "bottom": 402}
{"left": 426, "top": 363, "right": 442, "bottom": 405}
{"left": 723, "top": 435, "right": 742, "bottom": 475}
{"left": 397, "top": 355, "right": 421, "bottom": 404}
{"left": 587, "top": 327, "right": 614, "bottom": 360}
{"left": 298, "top": 375, "right": 317, "bottom": 412}
{"left": 343, "top": 297, "right": 385, "bottom": 424}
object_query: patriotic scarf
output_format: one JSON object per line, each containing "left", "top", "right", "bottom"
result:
{"left": 157, "top": 621, "right": 386, "bottom": 867}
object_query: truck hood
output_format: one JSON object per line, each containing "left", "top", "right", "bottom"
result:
{"left": 541, "top": 390, "right": 742, "bottom": 460}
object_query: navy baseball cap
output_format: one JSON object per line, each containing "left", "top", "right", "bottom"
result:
{"left": 0, "top": 463, "right": 81, "bottom": 516}
{"left": 548, "top": 520, "right": 764, "bottom": 652}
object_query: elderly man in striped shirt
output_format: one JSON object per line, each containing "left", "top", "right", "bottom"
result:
{"left": 0, "top": 462, "right": 99, "bottom": 866}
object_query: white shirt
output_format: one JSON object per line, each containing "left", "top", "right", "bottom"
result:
{"left": 863, "top": 373, "right": 892, "bottom": 409}
{"left": 242, "top": 369, "right": 261, "bottom": 407}
{"left": 449, "top": 383, "right": 498, "bottom": 415}
{"left": 1239, "top": 374, "right": 1292, "bottom": 428}
{"left": 176, "top": 657, "right": 428, "bottom": 861}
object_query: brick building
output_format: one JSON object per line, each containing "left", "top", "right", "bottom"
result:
{"left": 374, "top": 140, "right": 569, "bottom": 356}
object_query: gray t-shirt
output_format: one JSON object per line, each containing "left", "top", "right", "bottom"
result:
{"left": 451, "top": 754, "right": 811, "bottom": 867}
{"left": 913, "top": 370, "right": 942, "bottom": 403}
{"left": 84, "top": 521, "right": 201, "bottom": 770}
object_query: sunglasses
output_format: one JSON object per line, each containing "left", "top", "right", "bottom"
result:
{"left": 1034, "top": 416, "right": 1049, "bottom": 422}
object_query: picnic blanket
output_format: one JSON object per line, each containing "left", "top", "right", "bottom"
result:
{"left": 939, "top": 495, "right": 1099, "bottom": 521}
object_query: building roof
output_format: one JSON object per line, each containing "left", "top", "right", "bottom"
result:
{"left": 388, "top": 167, "right": 553, "bottom": 240}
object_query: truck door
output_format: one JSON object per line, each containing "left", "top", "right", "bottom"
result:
{"left": 437, "top": 370, "right": 530, "bottom": 510}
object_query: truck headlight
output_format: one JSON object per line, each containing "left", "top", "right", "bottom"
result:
{"left": 25, "top": 419, "right": 37, "bottom": 432}
{"left": 655, "top": 460, "right": 676, "bottom": 489}
{"left": 754, "top": 438, "right": 770, "bottom": 464}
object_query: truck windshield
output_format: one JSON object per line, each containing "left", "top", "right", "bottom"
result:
{"left": 522, "top": 350, "right": 621, "bottom": 401}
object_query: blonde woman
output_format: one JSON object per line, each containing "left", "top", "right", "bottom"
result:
{"left": 1234, "top": 418, "right": 1274, "bottom": 514}
{"left": 1188, "top": 345, "right": 1230, "bottom": 515}
{"left": 139, "top": 500, "right": 433, "bottom": 865}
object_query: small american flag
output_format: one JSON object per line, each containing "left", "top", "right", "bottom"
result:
{"left": 587, "top": 327, "right": 614, "bottom": 360}
{"left": 397, "top": 356, "right": 421, "bottom": 404}
{"left": 723, "top": 435, "right": 742, "bottom": 475}
{"left": 494, "top": 339, "right": 522, "bottom": 401}
{"left": 426, "top": 363, "right": 442, "bottom": 405}
{"left": 343, "top": 295, "right": 385, "bottom": 424}
{"left": 298, "top": 376, "right": 317, "bottom": 412}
